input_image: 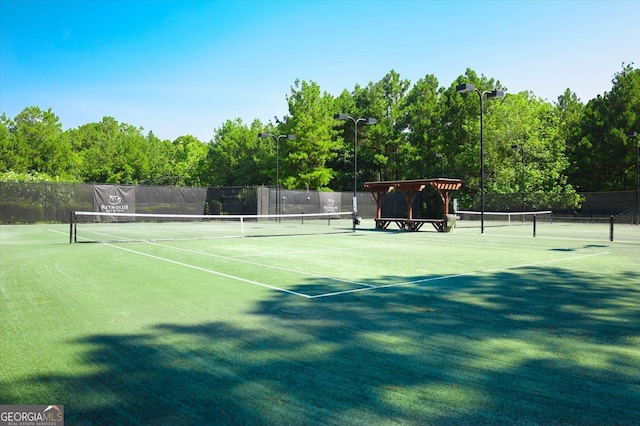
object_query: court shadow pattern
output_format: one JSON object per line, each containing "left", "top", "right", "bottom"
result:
{"left": 2, "top": 266, "right": 640, "bottom": 425}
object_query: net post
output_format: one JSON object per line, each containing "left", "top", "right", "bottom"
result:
{"left": 533, "top": 214, "right": 536, "bottom": 237}
{"left": 241, "top": 216, "right": 245, "bottom": 236}
{"left": 69, "top": 211, "right": 74, "bottom": 244}
{"left": 609, "top": 215, "right": 614, "bottom": 241}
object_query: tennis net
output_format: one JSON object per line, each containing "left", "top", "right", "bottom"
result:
{"left": 70, "top": 211, "right": 354, "bottom": 243}
{"left": 455, "top": 210, "right": 552, "bottom": 228}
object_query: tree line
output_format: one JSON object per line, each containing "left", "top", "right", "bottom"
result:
{"left": 1, "top": 65, "right": 638, "bottom": 209}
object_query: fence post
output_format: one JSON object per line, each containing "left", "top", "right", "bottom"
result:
{"left": 533, "top": 214, "right": 537, "bottom": 237}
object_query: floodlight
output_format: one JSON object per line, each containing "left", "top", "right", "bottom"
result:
{"left": 456, "top": 83, "right": 476, "bottom": 94}
{"left": 487, "top": 89, "right": 504, "bottom": 99}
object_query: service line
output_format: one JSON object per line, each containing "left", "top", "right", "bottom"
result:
{"left": 310, "top": 251, "right": 610, "bottom": 298}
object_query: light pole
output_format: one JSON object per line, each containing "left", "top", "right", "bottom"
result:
{"left": 258, "top": 133, "right": 295, "bottom": 217}
{"left": 435, "top": 153, "right": 445, "bottom": 176}
{"left": 511, "top": 144, "right": 526, "bottom": 212}
{"left": 456, "top": 83, "right": 504, "bottom": 233}
{"left": 334, "top": 113, "right": 377, "bottom": 229}
{"left": 628, "top": 130, "right": 638, "bottom": 224}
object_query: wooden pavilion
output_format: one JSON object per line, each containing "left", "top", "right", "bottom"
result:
{"left": 363, "top": 178, "right": 463, "bottom": 232}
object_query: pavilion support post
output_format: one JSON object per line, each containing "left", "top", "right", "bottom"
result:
{"left": 372, "top": 191, "right": 384, "bottom": 219}
{"left": 437, "top": 190, "right": 453, "bottom": 215}
{"left": 401, "top": 190, "right": 422, "bottom": 220}
{"left": 401, "top": 191, "right": 413, "bottom": 220}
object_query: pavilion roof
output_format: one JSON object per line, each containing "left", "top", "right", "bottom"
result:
{"left": 363, "top": 178, "right": 462, "bottom": 193}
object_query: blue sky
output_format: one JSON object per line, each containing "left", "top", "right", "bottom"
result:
{"left": 2, "top": 0, "right": 638, "bottom": 141}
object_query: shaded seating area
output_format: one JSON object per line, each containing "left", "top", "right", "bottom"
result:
{"left": 363, "top": 178, "right": 463, "bottom": 232}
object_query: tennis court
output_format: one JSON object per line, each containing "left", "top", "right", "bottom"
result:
{"left": 1, "top": 218, "right": 639, "bottom": 424}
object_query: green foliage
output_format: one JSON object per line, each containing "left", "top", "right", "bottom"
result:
{"left": 357, "top": 70, "right": 411, "bottom": 183}
{"left": 1, "top": 64, "right": 638, "bottom": 210}
{"left": 1, "top": 107, "right": 75, "bottom": 180}
{"left": 204, "top": 118, "right": 269, "bottom": 187}
{"left": 280, "top": 79, "right": 342, "bottom": 190}
{"left": 401, "top": 74, "right": 444, "bottom": 178}
{"left": 0, "top": 170, "right": 79, "bottom": 183}
{"left": 569, "top": 64, "right": 640, "bottom": 191}
{"left": 66, "top": 117, "right": 200, "bottom": 185}
{"left": 171, "top": 135, "right": 208, "bottom": 186}
{"left": 329, "top": 89, "right": 357, "bottom": 190}
{"left": 68, "top": 117, "right": 151, "bottom": 184}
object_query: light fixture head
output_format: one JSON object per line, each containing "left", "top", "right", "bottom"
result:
{"left": 487, "top": 89, "right": 505, "bottom": 99}
{"left": 334, "top": 113, "right": 348, "bottom": 120}
{"left": 628, "top": 131, "right": 638, "bottom": 138}
{"left": 258, "top": 132, "right": 271, "bottom": 138}
{"left": 286, "top": 134, "right": 296, "bottom": 140}
{"left": 363, "top": 118, "right": 377, "bottom": 125}
{"left": 456, "top": 83, "right": 476, "bottom": 94}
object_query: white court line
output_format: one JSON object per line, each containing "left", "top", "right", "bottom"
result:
{"left": 103, "top": 243, "right": 313, "bottom": 298}
{"left": 309, "top": 251, "right": 610, "bottom": 299}
{"left": 59, "top": 228, "right": 611, "bottom": 299}
{"left": 236, "top": 245, "right": 346, "bottom": 258}
{"left": 60, "top": 227, "right": 371, "bottom": 288}
{"left": 78, "top": 228, "right": 240, "bottom": 242}
{"left": 64, "top": 228, "right": 375, "bottom": 295}
{"left": 149, "top": 241, "right": 375, "bottom": 289}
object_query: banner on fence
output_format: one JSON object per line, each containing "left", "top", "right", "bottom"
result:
{"left": 320, "top": 192, "right": 341, "bottom": 214}
{"left": 93, "top": 185, "right": 135, "bottom": 220}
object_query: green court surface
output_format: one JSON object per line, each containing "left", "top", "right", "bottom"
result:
{"left": 1, "top": 220, "right": 639, "bottom": 425}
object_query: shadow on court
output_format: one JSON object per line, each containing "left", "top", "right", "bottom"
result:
{"left": 2, "top": 266, "right": 640, "bottom": 425}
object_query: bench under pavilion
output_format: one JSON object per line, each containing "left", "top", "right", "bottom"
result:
{"left": 363, "top": 178, "right": 463, "bottom": 232}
